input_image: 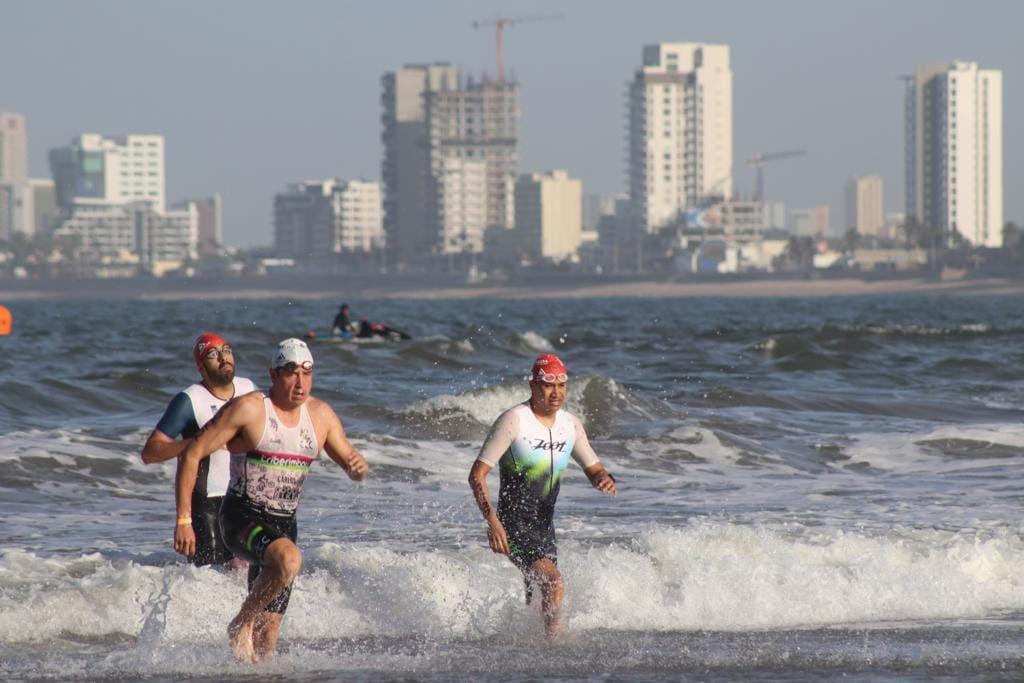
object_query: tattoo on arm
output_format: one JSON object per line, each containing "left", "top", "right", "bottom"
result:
{"left": 196, "top": 406, "right": 226, "bottom": 438}
{"left": 469, "top": 472, "right": 494, "bottom": 519}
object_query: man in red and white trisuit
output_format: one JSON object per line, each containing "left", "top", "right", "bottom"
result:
{"left": 173, "top": 338, "right": 369, "bottom": 663}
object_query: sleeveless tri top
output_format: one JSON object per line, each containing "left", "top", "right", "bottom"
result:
{"left": 157, "top": 376, "right": 257, "bottom": 498}
{"left": 225, "top": 396, "right": 319, "bottom": 516}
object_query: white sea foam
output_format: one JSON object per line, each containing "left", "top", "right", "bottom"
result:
{"left": 404, "top": 377, "right": 598, "bottom": 427}
{"left": 4, "top": 522, "right": 1023, "bottom": 645}
{"left": 843, "top": 422, "right": 1024, "bottom": 473}
{"left": 517, "top": 330, "right": 554, "bottom": 353}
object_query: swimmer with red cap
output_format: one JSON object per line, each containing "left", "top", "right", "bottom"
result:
{"left": 141, "top": 332, "right": 258, "bottom": 568}
{"left": 468, "top": 353, "right": 617, "bottom": 637}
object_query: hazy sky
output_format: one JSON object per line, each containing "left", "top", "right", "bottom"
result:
{"left": 2, "top": 0, "right": 1020, "bottom": 246}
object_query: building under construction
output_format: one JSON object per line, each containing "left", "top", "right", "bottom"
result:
{"left": 381, "top": 65, "right": 519, "bottom": 267}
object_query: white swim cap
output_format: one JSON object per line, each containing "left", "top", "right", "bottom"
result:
{"left": 271, "top": 337, "right": 314, "bottom": 370}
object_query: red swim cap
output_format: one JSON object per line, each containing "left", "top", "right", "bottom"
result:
{"left": 531, "top": 353, "right": 568, "bottom": 383}
{"left": 193, "top": 332, "right": 228, "bottom": 364}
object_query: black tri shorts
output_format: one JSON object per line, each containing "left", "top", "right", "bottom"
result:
{"left": 219, "top": 496, "right": 299, "bottom": 614}
{"left": 499, "top": 510, "right": 557, "bottom": 572}
{"left": 190, "top": 494, "right": 234, "bottom": 567}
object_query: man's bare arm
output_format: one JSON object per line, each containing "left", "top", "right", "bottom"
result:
{"left": 140, "top": 430, "right": 190, "bottom": 464}
{"left": 468, "top": 460, "right": 508, "bottom": 554}
{"left": 318, "top": 402, "right": 369, "bottom": 481}
{"left": 173, "top": 393, "right": 260, "bottom": 556}
{"left": 583, "top": 462, "right": 617, "bottom": 496}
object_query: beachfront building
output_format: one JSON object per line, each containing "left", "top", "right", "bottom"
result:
{"left": 50, "top": 134, "right": 166, "bottom": 213}
{"left": 48, "top": 133, "right": 201, "bottom": 270}
{"left": 0, "top": 111, "right": 28, "bottom": 185}
{"left": 514, "top": 170, "right": 583, "bottom": 263}
{"left": 426, "top": 78, "right": 519, "bottom": 241}
{"left": 905, "top": 61, "right": 1002, "bottom": 247}
{"left": 53, "top": 201, "right": 198, "bottom": 273}
{"left": 382, "top": 63, "right": 519, "bottom": 266}
{"left": 790, "top": 206, "right": 830, "bottom": 237}
{"left": 0, "top": 178, "right": 57, "bottom": 240}
{"left": 844, "top": 175, "right": 884, "bottom": 237}
{"left": 336, "top": 180, "right": 384, "bottom": 253}
{"left": 434, "top": 158, "right": 487, "bottom": 254}
{"left": 382, "top": 64, "right": 459, "bottom": 267}
{"left": 627, "top": 42, "right": 733, "bottom": 234}
{"left": 0, "top": 182, "right": 32, "bottom": 240}
{"left": 173, "top": 194, "right": 222, "bottom": 257}
{"left": 274, "top": 179, "right": 384, "bottom": 261}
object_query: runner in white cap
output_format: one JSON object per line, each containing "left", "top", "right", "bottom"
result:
{"left": 173, "top": 337, "right": 369, "bottom": 663}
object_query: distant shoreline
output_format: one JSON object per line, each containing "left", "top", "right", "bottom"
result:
{"left": 2, "top": 273, "right": 1023, "bottom": 301}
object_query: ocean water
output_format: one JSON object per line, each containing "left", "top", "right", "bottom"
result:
{"left": 2, "top": 294, "right": 1024, "bottom": 681}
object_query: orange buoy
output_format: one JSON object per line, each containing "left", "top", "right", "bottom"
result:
{"left": 0, "top": 305, "right": 10, "bottom": 335}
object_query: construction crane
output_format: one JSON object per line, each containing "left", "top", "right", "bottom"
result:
{"left": 472, "top": 13, "right": 563, "bottom": 82}
{"left": 746, "top": 149, "right": 806, "bottom": 202}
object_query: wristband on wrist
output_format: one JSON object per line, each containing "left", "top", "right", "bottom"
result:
{"left": 176, "top": 516, "right": 192, "bottom": 526}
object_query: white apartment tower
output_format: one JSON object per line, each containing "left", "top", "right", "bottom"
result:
{"left": 49, "top": 133, "right": 198, "bottom": 268}
{"left": 336, "top": 180, "right": 384, "bottom": 253}
{"left": 844, "top": 175, "right": 884, "bottom": 236}
{"left": 628, "top": 42, "right": 733, "bottom": 234}
{"left": 274, "top": 179, "right": 383, "bottom": 260}
{"left": 435, "top": 158, "right": 487, "bottom": 254}
{"left": 50, "top": 133, "right": 167, "bottom": 213}
{"left": 382, "top": 64, "right": 459, "bottom": 267}
{"left": 515, "top": 170, "right": 583, "bottom": 262}
{"left": 905, "top": 61, "right": 1003, "bottom": 247}
{"left": 0, "top": 111, "right": 28, "bottom": 184}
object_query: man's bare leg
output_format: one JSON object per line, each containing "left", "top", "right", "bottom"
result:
{"left": 224, "top": 556, "right": 250, "bottom": 573}
{"left": 527, "top": 558, "right": 564, "bottom": 638}
{"left": 228, "top": 539, "right": 301, "bottom": 662}
{"left": 251, "top": 612, "right": 284, "bottom": 662}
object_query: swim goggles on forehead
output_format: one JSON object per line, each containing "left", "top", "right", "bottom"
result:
{"left": 277, "top": 360, "right": 313, "bottom": 372}
{"left": 202, "top": 345, "right": 233, "bottom": 360}
{"left": 534, "top": 371, "right": 568, "bottom": 383}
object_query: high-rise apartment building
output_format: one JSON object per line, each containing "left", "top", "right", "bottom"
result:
{"left": 49, "top": 133, "right": 197, "bottom": 267}
{"left": 53, "top": 201, "right": 197, "bottom": 267}
{"left": 382, "top": 64, "right": 519, "bottom": 266}
{"left": 336, "top": 180, "right": 384, "bottom": 253}
{"left": 905, "top": 61, "right": 1002, "bottom": 246}
{"left": 274, "top": 179, "right": 383, "bottom": 260}
{"left": 0, "top": 111, "right": 28, "bottom": 184}
{"left": 174, "top": 194, "right": 223, "bottom": 256}
{"left": 382, "top": 64, "right": 459, "bottom": 267}
{"left": 844, "top": 175, "right": 884, "bottom": 236}
{"left": 628, "top": 42, "right": 733, "bottom": 234}
{"left": 515, "top": 170, "right": 583, "bottom": 262}
{"left": 0, "top": 182, "right": 31, "bottom": 240}
{"left": 790, "top": 206, "right": 830, "bottom": 237}
{"left": 426, "top": 79, "right": 519, "bottom": 236}
{"left": 435, "top": 158, "right": 487, "bottom": 254}
{"left": 50, "top": 133, "right": 166, "bottom": 213}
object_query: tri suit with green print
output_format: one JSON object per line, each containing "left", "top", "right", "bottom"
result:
{"left": 477, "top": 402, "right": 599, "bottom": 569}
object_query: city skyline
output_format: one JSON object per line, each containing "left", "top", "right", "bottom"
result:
{"left": 2, "top": 0, "right": 1020, "bottom": 247}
